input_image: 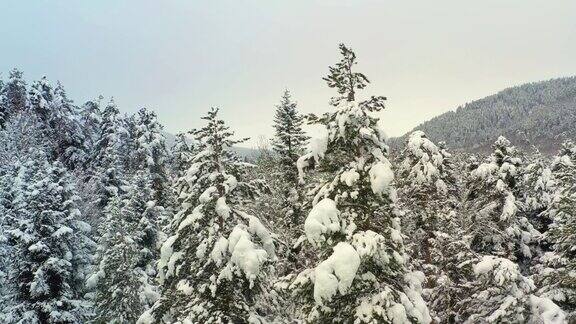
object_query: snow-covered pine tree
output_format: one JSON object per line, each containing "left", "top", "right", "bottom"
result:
{"left": 140, "top": 108, "right": 276, "bottom": 323}
{"left": 534, "top": 141, "right": 576, "bottom": 320}
{"left": 0, "top": 78, "right": 6, "bottom": 129}
{"left": 272, "top": 90, "right": 308, "bottom": 239}
{"left": 28, "top": 78, "right": 86, "bottom": 169}
{"left": 455, "top": 255, "right": 565, "bottom": 323}
{"left": 272, "top": 89, "right": 309, "bottom": 183}
{"left": 169, "top": 132, "right": 195, "bottom": 179}
{"left": 456, "top": 136, "right": 564, "bottom": 322}
{"left": 397, "top": 130, "right": 458, "bottom": 250}
{"left": 396, "top": 131, "right": 470, "bottom": 322}
{"left": 3, "top": 155, "right": 92, "bottom": 323}
{"left": 87, "top": 177, "right": 160, "bottom": 323}
{"left": 131, "top": 108, "right": 170, "bottom": 208}
{"left": 520, "top": 150, "right": 556, "bottom": 236}
{"left": 464, "top": 136, "right": 538, "bottom": 262}
{"left": 89, "top": 99, "right": 127, "bottom": 210}
{"left": 2, "top": 68, "right": 27, "bottom": 116}
{"left": 79, "top": 97, "right": 103, "bottom": 154}
{"left": 290, "top": 44, "right": 430, "bottom": 323}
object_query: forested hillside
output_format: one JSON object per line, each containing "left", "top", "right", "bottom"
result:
{"left": 0, "top": 45, "right": 573, "bottom": 323}
{"left": 401, "top": 77, "right": 576, "bottom": 154}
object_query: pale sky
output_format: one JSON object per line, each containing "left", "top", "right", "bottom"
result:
{"left": 1, "top": 1, "right": 575, "bottom": 146}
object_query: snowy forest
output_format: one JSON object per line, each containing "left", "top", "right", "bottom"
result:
{"left": 0, "top": 44, "right": 574, "bottom": 323}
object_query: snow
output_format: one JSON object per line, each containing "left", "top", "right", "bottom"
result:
{"left": 215, "top": 197, "right": 231, "bottom": 219}
{"left": 500, "top": 192, "right": 517, "bottom": 221}
{"left": 340, "top": 168, "right": 360, "bottom": 186}
{"left": 473, "top": 256, "right": 519, "bottom": 286}
{"left": 313, "top": 242, "right": 360, "bottom": 305}
{"left": 244, "top": 212, "right": 275, "bottom": 258}
{"left": 529, "top": 295, "right": 566, "bottom": 324}
{"left": 304, "top": 198, "right": 341, "bottom": 245}
{"left": 51, "top": 225, "right": 73, "bottom": 238}
{"left": 199, "top": 186, "right": 217, "bottom": 203}
{"left": 209, "top": 236, "right": 228, "bottom": 266}
{"left": 177, "top": 205, "right": 204, "bottom": 231}
{"left": 228, "top": 225, "right": 268, "bottom": 288}
{"left": 158, "top": 235, "right": 177, "bottom": 282}
{"left": 368, "top": 161, "right": 394, "bottom": 196}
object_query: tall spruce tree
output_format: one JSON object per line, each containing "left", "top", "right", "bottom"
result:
{"left": 535, "top": 141, "right": 576, "bottom": 320}
{"left": 2, "top": 69, "right": 27, "bottom": 116}
{"left": 464, "top": 136, "right": 537, "bottom": 262}
{"left": 272, "top": 90, "right": 308, "bottom": 183}
{"left": 87, "top": 182, "right": 160, "bottom": 323}
{"left": 397, "top": 131, "right": 470, "bottom": 322}
{"left": 141, "top": 108, "right": 276, "bottom": 323}
{"left": 169, "top": 132, "right": 195, "bottom": 179}
{"left": 290, "top": 44, "right": 430, "bottom": 323}
{"left": 2, "top": 155, "right": 91, "bottom": 323}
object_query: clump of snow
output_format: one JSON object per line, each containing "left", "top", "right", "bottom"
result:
{"left": 304, "top": 198, "right": 341, "bottom": 246}
{"left": 228, "top": 225, "right": 268, "bottom": 288}
{"left": 529, "top": 295, "right": 566, "bottom": 324}
{"left": 199, "top": 186, "right": 217, "bottom": 203}
{"left": 313, "top": 242, "right": 360, "bottom": 305}
{"left": 473, "top": 255, "right": 520, "bottom": 286}
{"left": 215, "top": 197, "right": 231, "bottom": 219}
{"left": 340, "top": 168, "right": 360, "bottom": 186}
{"left": 297, "top": 127, "right": 329, "bottom": 183}
{"left": 210, "top": 236, "right": 229, "bottom": 266}
{"left": 242, "top": 212, "right": 275, "bottom": 259}
{"left": 368, "top": 161, "right": 394, "bottom": 196}
{"left": 500, "top": 192, "right": 517, "bottom": 221}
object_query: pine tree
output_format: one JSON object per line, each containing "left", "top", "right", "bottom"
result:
{"left": 397, "top": 131, "right": 469, "bottom": 322}
{"left": 169, "top": 132, "right": 195, "bottom": 179}
{"left": 89, "top": 99, "right": 127, "bottom": 210}
{"left": 457, "top": 137, "right": 564, "bottom": 322}
{"left": 272, "top": 90, "right": 309, "bottom": 182}
{"left": 2, "top": 68, "right": 27, "bottom": 116}
{"left": 455, "top": 255, "right": 565, "bottom": 323}
{"left": 28, "top": 78, "right": 86, "bottom": 168}
{"left": 535, "top": 141, "right": 576, "bottom": 320}
{"left": 141, "top": 108, "right": 276, "bottom": 323}
{"left": 290, "top": 44, "right": 430, "bottom": 323}
{"left": 79, "top": 97, "right": 103, "bottom": 153}
{"left": 0, "top": 78, "right": 6, "bottom": 129}
{"left": 2, "top": 156, "right": 91, "bottom": 323}
{"left": 87, "top": 185, "right": 159, "bottom": 323}
{"left": 131, "top": 108, "right": 170, "bottom": 208}
{"left": 464, "top": 136, "right": 537, "bottom": 262}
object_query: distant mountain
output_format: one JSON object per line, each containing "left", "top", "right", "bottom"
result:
{"left": 395, "top": 76, "right": 576, "bottom": 154}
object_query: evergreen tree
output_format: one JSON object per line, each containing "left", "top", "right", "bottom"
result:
{"left": 290, "top": 44, "right": 430, "bottom": 323}
{"left": 272, "top": 89, "right": 309, "bottom": 182}
{"left": 169, "top": 132, "right": 195, "bottom": 179}
{"left": 28, "top": 78, "right": 86, "bottom": 168}
{"left": 89, "top": 99, "right": 127, "bottom": 209}
{"left": 2, "top": 68, "right": 27, "bottom": 115}
{"left": 87, "top": 187, "right": 159, "bottom": 323}
{"left": 397, "top": 131, "right": 468, "bottom": 322}
{"left": 131, "top": 108, "right": 170, "bottom": 208}
{"left": 535, "top": 141, "right": 576, "bottom": 320}
{"left": 141, "top": 108, "right": 276, "bottom": 323}
{"left": 2, "top": 156, "right": 91, "bottom": 323}
{"left": 0, "top": 78, "right": 6, "bottom": 129}
{"left": 79, "top": 97, "right": 103, "bottom": 153}
{"left": 455, "top": 255, "right": 565, "bottom": 323}
{"left": 464, "top": 136, "right": 537, "bottom": 262}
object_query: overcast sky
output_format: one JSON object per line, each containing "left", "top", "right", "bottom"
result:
{"left": 1, "top": 1, "right": 575, "bottom": 146}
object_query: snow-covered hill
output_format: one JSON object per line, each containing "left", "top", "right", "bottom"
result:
{"left": 395, "top": 76, "right": 576, "bottom": 154}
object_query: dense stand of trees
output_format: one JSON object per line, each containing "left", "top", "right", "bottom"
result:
{"left": 0, "top": 46, "right": 572, "bottom": 323}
